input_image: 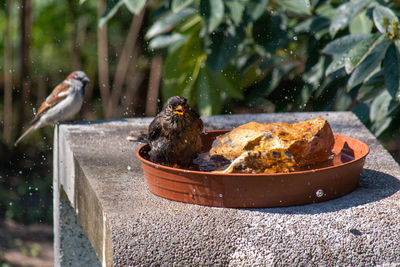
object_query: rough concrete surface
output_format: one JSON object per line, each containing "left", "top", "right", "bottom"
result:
{"left": 54, "top": 112, "right": 400, "bottom": 266}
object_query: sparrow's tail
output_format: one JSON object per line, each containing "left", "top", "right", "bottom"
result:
{"left": 14, "top": 123, "right": 39, "bottom": 147}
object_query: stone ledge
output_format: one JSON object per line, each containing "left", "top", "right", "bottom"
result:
{"left": 54, "top": 112, "right": 400, "bottom": 266}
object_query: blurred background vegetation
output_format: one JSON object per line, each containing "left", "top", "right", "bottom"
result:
{"left": 0, "top": 0, "right": 400, "bottom": 227}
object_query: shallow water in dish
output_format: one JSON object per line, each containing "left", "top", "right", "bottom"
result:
{"left": 193, "top": 150, "right": 356, "bottom": 173}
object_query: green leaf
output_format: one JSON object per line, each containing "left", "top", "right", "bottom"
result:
{"left": 371, "top": 116, "right": 392, "bottom": 136}
{"left": 323, "top": 34, "right": 370, "bottom": 56}
{"left": 345, "top": 33, "right": 383, "bottom": 74}
{"left": 303, "top": 57, "right": 325, "bottom": 88}
{"left": 350, "top": 11, "right": 373, "bottom": 34}
{"left": 196, "top": 67, "right": 222, "bottom": 115}
{"left": 99, "top": 0, "right": 124, "bottom": 28}
{"left": 370, "top": 90, "right": 392, "bottom": 135}
{"left": 352, "top": 102, "right": 370, "bottom": 124}
{"left": 245, "top": 0, "right": 269, "bottom": 21}
{"left": 315, "top": 3, "right": 336, "bottom": 19}
{"left": 162, "top": 31, "right": 205, "bottom": 103}
{"left": 212, "top": 70, "right": 243, "bottom": 100}
{"left": 225, "top": 0, "right": 245, "bottom": 26}
{"left": 326, "top": 54, "right": 346, "bottom": 75}
{"left": 206, "top": 24, "right": 245, "bottom": 74}
{"left": 347, "top": 41, "right": 390, "bottom": 89}
{"left": 172, "top": 0, "right": 194, "bottom": 13}
{"left": 357, "top": 70, "right": 385, "bottom": 102}
{"left": 384, "top": 43, "right": 400, "bottom": 98}
{"left": 329, "top": 0, "right": 372, "bottom": 37}
{"left": 149, "top": 33, "right": 186, "bottom": 49}
{"left": 200, "top": 0, "right": 225, "bottom": 33}
{"left": 275, "top": 0, "right": 311, "bottom": 15}
{"left": 145, "top": 8, "right": 195, "bottom": 39}
{"left": 294, "top": 16, "right": 330, "bottom": 35}
{"left": 373, "top": 5, "right": 398, "bottom": 34}
{"left": 253, "top": 13, "right": 289, "bottom": 54}
{"left": 334, "top": 88, "right": 353, "bottom": 110}
{"left": 124, "top": 0, "right": 146, "bottom": 15}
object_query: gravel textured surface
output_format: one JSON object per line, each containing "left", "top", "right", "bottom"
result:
{"left": 58, "top": 112, "right": 400, "bottom": 266}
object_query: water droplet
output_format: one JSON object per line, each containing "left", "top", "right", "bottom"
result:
{"left": 316, "top": 189, "right": 324, "bottom": 198}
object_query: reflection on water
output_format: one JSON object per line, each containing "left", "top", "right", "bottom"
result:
{"left": 193, "top": 152, "right": 231, "bottom": 172}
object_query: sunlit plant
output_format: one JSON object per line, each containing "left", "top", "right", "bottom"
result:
{"left": 102, "top": 0, "right": 400, "bottom": 136}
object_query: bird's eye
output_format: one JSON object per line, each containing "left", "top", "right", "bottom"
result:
{"left": 168, "top": 104, "right": 173, "bottom": 110}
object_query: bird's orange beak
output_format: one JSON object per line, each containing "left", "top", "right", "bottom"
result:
{"left": 174, "top": 105, "right": 184, "bottom": 115}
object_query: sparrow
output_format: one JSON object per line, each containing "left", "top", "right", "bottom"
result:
{"left": 147, "top": 96, "right": 204, "bottom": 168}
{"left": 14, "top": 71, "right": 90, "bottom": 146}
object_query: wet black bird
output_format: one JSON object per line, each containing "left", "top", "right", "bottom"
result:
{"left": 147, "top": 96, "right": 203, "bottom": 168}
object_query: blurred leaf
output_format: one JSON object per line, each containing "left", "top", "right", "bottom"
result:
{"left": 371, "top": 116, "right": 392, "bottom": 136}
{"left": 370, "top": 89, "right": 392, "bottom": 121}
{"left": 329, "top": 0, "right": 372, "bottom": 37}
{"left": 99, "top": 0, "right": 124, "bottom": 28}
{"left": 196, "top": 67, "right": 222, "bottom": 115}
{"left": 200, "top": 0, "right": 224, "bottom": 33}
{"left": 176, "top": 14, "right": 202, "bottom": 33}
{"left": 357, "top": 70, "right": 385, "bottom": 101}
{"left": 295, "top": 16, "right": 330, "bottom": 35}
{"left": 326, "top": 54, "right": 346, "bottom": 75}
{"left": 264, "top": 61, "right": 298, "bottom": 96}
{"left": 206, "top": 24, "right": 245, "bottom": 74}
{"left": 299, "top": 84, "right": 313, "bottom": 106}
{"left": 345, "top": 33, "right": 383, "bottom": 74}
{"left": 253, "top": 13, "right": 289, "bottom": 54}
{"left": 149, "top": 33, "right": 186, "bottom": 49}
{"left": 352, "top": 102, "right": 370, "bottom": 124}
{"left": 370, "top": 90, "right": 392, "bottom": 135}
{"left": 275, "top": 0, "right": 311, "bottom": 15}
{"left": 350, "top": 11, "right": 373, "bottom": 34}
{"left": 124, "top": 0, "right": 146, "bottom": 15}
{"left": 322, "top": 34, "right": 370, "bottom": 56}
{"left": 241, "top": 65, "right": 261, "bottom": 88}
{"left": 172, "top": 0, "right": 194, "bottom": 13}
{"left": 373, "top": 5, "right": 398, "bottom": 34}
{"left": 315, "top": 3, "right": 336, "bottom": 19}
{"left": 245, "top": 0, "right": 269, "bottom": 21}
{"left": 212, "top": 70, "right": 243, "bottom": 99}
{"left": 334, "top": 88, "right": 353, "bottom": 110}
{"left": 145, "top": 8, "right": 195, "bottom": 39}
{"left": 303, "top": 56, "right": 325, "bottom": 88}
{"left": 383, "top": 43, "right": 400, "bottom": 98}
{"left": 347, "top": 41, "right": 390, "bottom": 89}
{"left": 225, "top": 0, "right": 245, "bottom": 25}
{"left": 162, "top": 31, "right": 205, "bottom": 102}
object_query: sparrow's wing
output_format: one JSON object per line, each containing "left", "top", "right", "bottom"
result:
{"left": 33, "top": 81, "right": 72, "bottom": 121}
{"left": 148, "top": 114, "right": 163, "bottom": 142}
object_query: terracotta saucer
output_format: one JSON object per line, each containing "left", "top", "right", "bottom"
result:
{"left": 136, "top": 130, "right": 369, "bottom": 208}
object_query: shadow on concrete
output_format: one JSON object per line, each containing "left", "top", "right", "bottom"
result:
{"left": 246, "top": 169, "right": 400, "bottom": 215}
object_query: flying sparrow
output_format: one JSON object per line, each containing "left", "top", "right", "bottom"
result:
{"left": 147, "top": 96, "right": 204, "bottom": 168}
{"left": 14, "top": 71, "right": 90, "bottom": 146}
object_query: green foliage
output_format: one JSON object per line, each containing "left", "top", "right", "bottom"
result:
{"left": 131, "top": 0, "right": 400, "bottom": 136}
